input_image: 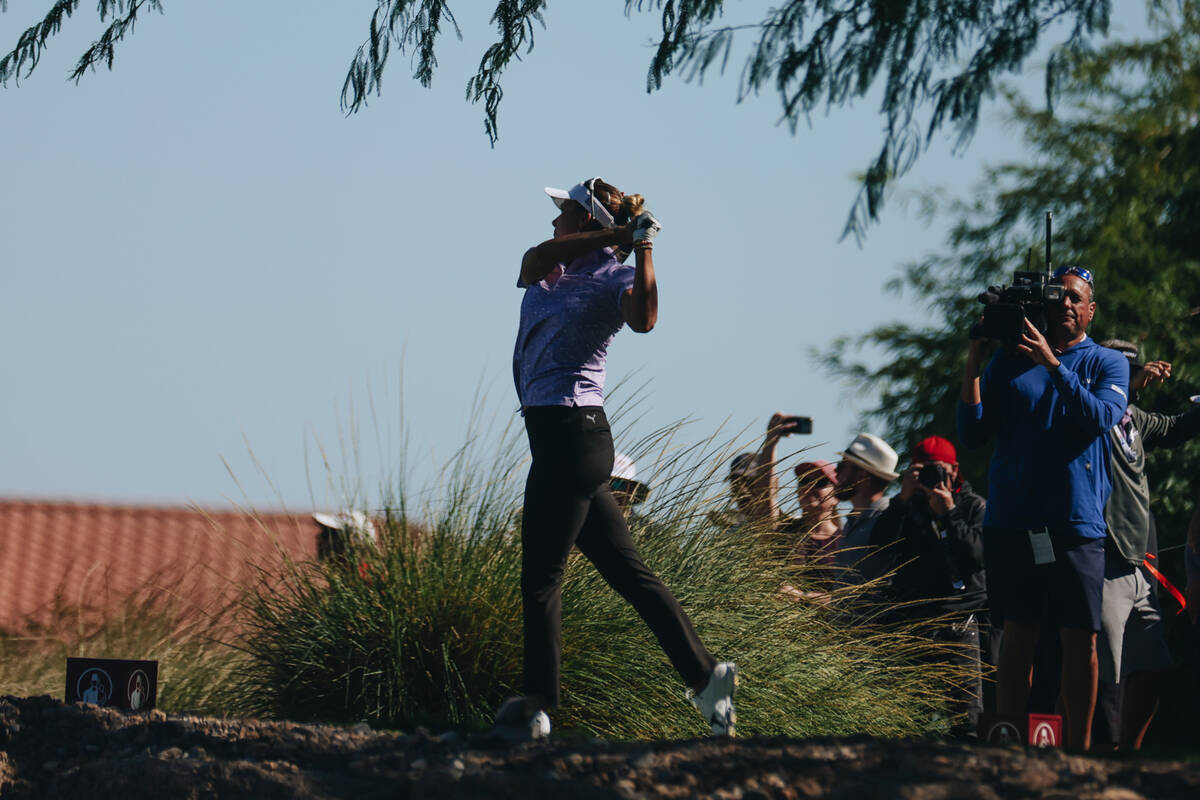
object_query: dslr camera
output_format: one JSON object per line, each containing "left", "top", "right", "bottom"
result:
{"left": 970, "top": 213, "right": 1063, "bottom": 346}
{"left": 918, "top": 462, "right": 948, "bottom": 489}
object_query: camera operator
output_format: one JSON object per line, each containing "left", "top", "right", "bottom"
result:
{"left": 869, "top": 436, "right": 987, "bottom": 730}
{"left": 1095, "top": 341, "right": 1200, "bottom": 750}
{"left": 958, "top": 265, "right": 1128, "bottom": 751}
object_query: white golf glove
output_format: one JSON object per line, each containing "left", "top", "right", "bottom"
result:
{"left": 632, "top": 211, "right": 661, "bottom": 244}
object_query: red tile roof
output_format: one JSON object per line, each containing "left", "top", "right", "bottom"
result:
{"left": 0, "top": 499, "right": 321, "bottom": 632}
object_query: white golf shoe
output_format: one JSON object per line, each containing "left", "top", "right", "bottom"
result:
{"left": 689, "top": 661, "right": 738, "bottom": 736}
{"left": 493, "top": 696, "right": 551, "bottom": 741}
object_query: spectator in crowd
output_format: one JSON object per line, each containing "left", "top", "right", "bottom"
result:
{"left": 774, "top": 460, "right": 842, "bottom": 603}
{"left": 716, "top": 453, "right": 765, "bottom": 530}
{"left": 609, "top": 452, "right": 652, "bottom": 515}
{"left": 1096, "top": 341, "right": 1200, "bottom": 750}
{"left": 781, "top": 460, "right": 843, "bottom": 563}
{"left": 722, "top": 415, "right": 841, "bottom": 601}
{"left": 869, "top": 435, "right": 987, "bottom": 730}
{"left": 1186, "top": 484, "right": 1200, "bottom": 744}
{"left": 312, "top": 510, "right": 378, "bottom": 562}
{"left": 723, "top": 413, "right": 812, "bottom": 526}
{"left": 1190, "top": 483, "right": 1200, "bottom": 625}
{"left": 958, "top": 265, "right": 1128, "bottom": 750}
{"left": 833, "top": 433, "right": 900, "bottom": 576}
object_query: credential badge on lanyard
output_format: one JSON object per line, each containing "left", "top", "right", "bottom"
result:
{"left": 1029, "top": 528, "right": 1055, "bottom": 565}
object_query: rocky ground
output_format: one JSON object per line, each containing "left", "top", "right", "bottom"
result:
{"left": 1, "top": 696, "right": 1198, "bottom": 799}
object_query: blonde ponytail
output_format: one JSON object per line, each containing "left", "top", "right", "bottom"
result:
{"left": 590, "top": 178, "right": 647, "bottom": 226}
{"left": 619, "top": 193, "right": 645, "bottom": 222}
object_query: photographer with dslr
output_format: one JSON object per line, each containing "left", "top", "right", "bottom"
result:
{"left": 869, "top": 436, "right": 987, "bottom": 730}
{"left": 958, "top": 264, "right": 1128, "bottom": 751}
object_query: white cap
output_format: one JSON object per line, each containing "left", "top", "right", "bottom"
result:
{"left": 544, "top": 177, "right": 616, "bottom": 229}
{"left": 610, "top": 452, "right": 651, "bottom": 505}
{"left": 612, "top": 452, "right": 638, "bottom": 482}
{"left": 312, "top": 510, "right": 377, "bottom": 544}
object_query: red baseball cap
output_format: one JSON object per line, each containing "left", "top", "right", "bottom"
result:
{"left": 913, "top": 436, "right": 957, "bottom": 465}
{"left": 794, "top": 460, "right": 838, "bottom": 486}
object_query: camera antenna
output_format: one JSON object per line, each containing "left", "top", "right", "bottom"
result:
{"left": 1045, "top": 212, "right": 1053, "bottom": 277}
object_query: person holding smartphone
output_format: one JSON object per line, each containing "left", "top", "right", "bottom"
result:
{"left": 733, "top": 412, "right": 815, "bottom": 523}
{"left": 499, "top": 177, "right": 736, "bottom": 740}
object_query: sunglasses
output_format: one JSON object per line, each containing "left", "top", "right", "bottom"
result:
{"left": 1052, "top": 264, "right": 1094, "bottom": 286}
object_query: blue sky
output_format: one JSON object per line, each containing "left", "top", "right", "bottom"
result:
{"left": 0, "top": 3, "right": 1150, "bottom": 512}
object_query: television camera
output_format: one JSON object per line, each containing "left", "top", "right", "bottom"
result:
{"left": 970, "top": 213, "right": 1064, "bottom": 345}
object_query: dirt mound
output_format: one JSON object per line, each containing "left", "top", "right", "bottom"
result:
{"left": 1, "top": 696, "right": 1197, "bottom": 799}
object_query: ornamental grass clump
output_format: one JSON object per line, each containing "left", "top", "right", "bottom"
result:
{"left": 234, "top": 414, "right": 971, "bottom": 739}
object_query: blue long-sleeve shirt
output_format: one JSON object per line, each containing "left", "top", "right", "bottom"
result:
{"left": 956, "top": 335, "right": 1129, "bottom": 538}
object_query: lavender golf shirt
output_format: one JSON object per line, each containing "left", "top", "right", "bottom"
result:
{"left": 513, "top": 246, "right": 635, "bottom": 409}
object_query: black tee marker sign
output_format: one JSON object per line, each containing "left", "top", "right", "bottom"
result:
{"left": 66, "top": 658, "right": 158, "bottom": 711}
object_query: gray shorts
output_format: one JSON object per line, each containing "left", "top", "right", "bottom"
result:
{"left": 1098, "top": 558, "right": 1173, "bottom": 683}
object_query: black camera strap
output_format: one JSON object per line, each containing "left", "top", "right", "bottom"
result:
{"left": 929, "top": 518, "right": 966, "bottom": 591}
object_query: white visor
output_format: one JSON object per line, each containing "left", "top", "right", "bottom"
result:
{"left": 544, "top": 177, "right": 616, "bottom": 229}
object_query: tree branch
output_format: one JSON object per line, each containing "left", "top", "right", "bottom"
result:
{"left": 0, "top": 0, "right": 81, "bottom": 86}
{"left": 70, "top": 0, "right": 163, "bottom": 81}
{"left": 465, "top": 0, "right": 547, "bottom": 145}
{"left": 341, "top": 1, "right": 462, "bottom": 115}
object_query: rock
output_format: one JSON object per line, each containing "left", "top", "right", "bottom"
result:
{"left": 1077, "top": 790, "right": 1147, "bottom": 800}
{"left": 614, "top": 777, "right": 641, "bottom": 798}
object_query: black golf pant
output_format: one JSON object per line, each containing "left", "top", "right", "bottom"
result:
{"left": 521, "top": 405, "right": 715, "bottom": 708}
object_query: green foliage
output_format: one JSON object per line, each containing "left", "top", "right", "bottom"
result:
{"left": 0, "top": 1, "right": 162, "bottom": 85}
{"left": 633, "top": 0, "right": 1117, "bottom": 241}
{"left": 819, "top": 1, "right": 1200, "bottom": 545}
{"left": 2, "top": 1, "right": 1164, "bottom": 237}
{"left": 232, "top": 414, "right": 971, "bottom": 739}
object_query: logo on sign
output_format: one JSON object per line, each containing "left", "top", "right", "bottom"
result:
{"left": 986, "top": 721, "right": 1021, "bottom": 745}
{"left": 1032, "top": 721, "right": 1057, "bottom": 747}
{"left": 127, "top": 670, "right": 150, "bottom": 710}
{"left": 77, "top": 668, "right": 113, "bottom": 706}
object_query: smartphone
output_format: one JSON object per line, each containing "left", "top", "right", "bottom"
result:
{"left": 788, "top": 416, "right": 813, "bottom": 435}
